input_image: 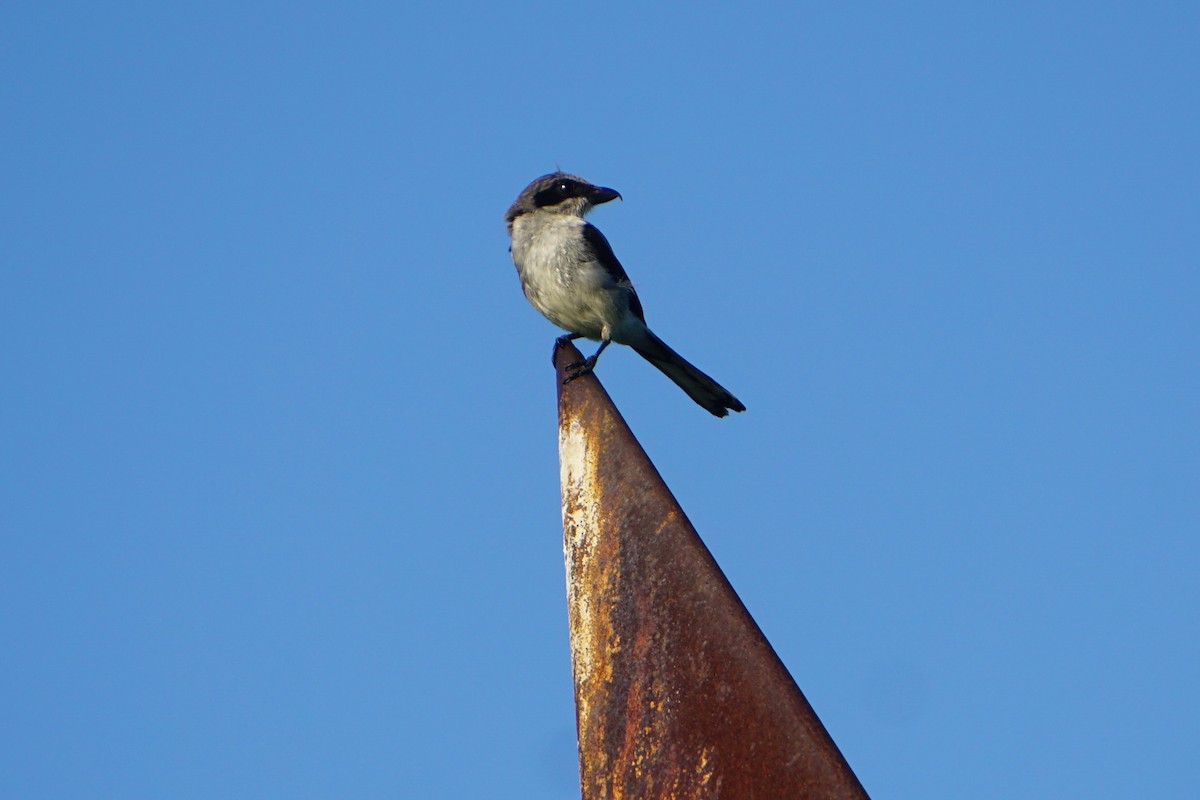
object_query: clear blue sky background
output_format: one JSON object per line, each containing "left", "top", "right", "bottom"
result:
{"left": 3, "top": 3, "right": 1196, "bottom": 797}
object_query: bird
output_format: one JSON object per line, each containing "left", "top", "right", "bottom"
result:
{"left": 505, "top": 172, "right": 745, "bottom": 417}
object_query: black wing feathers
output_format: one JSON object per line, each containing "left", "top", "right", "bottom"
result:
{"left": 581, "top": 223, "right": 645, "bottom": 322}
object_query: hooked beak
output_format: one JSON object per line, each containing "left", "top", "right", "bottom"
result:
{"left": 588, "top": 186, "right": 622, "bottom": 205}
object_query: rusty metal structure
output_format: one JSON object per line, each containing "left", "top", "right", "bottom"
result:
{"left": 555, "top": 341, "right": 870, "bottom": 800}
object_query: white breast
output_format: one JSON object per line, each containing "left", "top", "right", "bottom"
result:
{"left": 510, "top": 213, "right": 626, "bottom": 341}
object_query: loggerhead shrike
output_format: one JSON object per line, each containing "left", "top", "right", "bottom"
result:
{"left": 505, "top": 173, "right": 745, "bottom": 417}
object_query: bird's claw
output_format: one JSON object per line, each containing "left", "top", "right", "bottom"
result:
{"left": 562, "top": 357, "right": 597, "bottom": 384}
{"left": 551, "top": 334, "right": 582, "bottom": 365}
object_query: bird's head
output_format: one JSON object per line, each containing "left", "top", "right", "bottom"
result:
{"left": 505, "top": 172, "right": 621, "bottom": 224}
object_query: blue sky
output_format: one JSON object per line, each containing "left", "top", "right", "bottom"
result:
{"left": 2, "top": 2, "right": 1196, "bottom": 797}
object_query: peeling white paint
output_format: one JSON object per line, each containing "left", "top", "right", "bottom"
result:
{"left": 559, "top": 415, "right": 589, "bottom": 493}
{"left": 560, "top": 414, "right": 605, "bottom": 693}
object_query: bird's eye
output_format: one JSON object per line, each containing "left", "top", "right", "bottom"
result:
{"left": 558, "top": 182, "right": 572, "bottom": 194}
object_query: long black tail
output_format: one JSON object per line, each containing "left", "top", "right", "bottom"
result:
{"left": 632, "top": 331, "right": 745, "bottom": 417}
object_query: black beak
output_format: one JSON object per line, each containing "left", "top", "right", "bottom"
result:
{"left": 588, "top": 186, "right": 622, "bottom": 205}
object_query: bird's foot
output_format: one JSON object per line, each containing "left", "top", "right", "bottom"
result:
{"left": 562, "top": 356, "right": 598, "bottom": 384}
{"left": 552, "top": 333, "right": 582, "bottom": 365}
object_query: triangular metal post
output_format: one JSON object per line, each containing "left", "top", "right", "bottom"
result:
{"left": 555, "top": 341, "right": 870, "bottom": 800}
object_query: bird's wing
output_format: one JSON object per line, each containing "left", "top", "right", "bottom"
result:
{"left": 582, "top": 223, "right": 645, "bottom": 323}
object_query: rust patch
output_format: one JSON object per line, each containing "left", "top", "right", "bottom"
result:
{"left": 555, "top": 342, "right": 871, "bottom": 800}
